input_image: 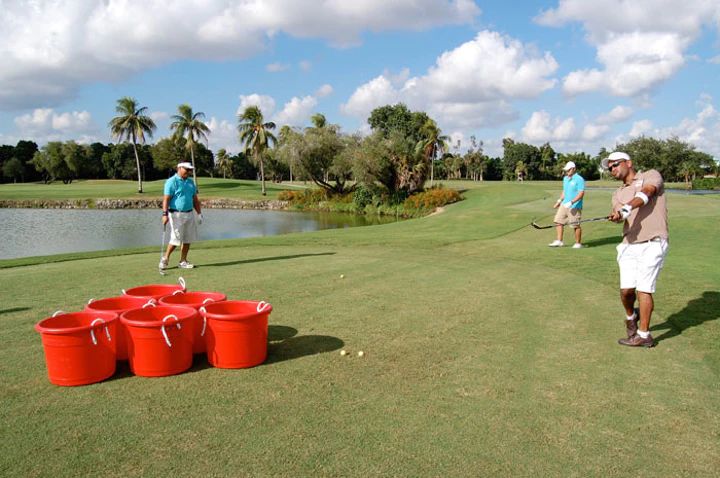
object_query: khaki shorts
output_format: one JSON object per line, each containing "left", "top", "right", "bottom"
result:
{"left": 616, "top": 238, "right": 669, "bottom": 293}
{"left": 553, "top": 206, "right": 582, "bottom": 228}
{"left": 168, "top": 211, "right": 198, "bottom": 246}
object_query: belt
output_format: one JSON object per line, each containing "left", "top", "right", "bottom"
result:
{"left": 169, "top": 209, "right": 193, "bottom": 213}
{"left": 634, "top": 237, "right": 663, "bottom": 244}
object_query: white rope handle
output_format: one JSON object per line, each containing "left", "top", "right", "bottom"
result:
{"left": 199, "top": 300, "right": 214, "bottom": 337}
{"left": 121, "top": 289, "right": 126, "bottom": 294}
{"left": 87, "top": 298, "right": 95, "bottom": 304}
{"left": 172, "top": 290, "right": 184, "bottom": 295}
{"left": 257, "top": 301, "right": 271, "bottom": 313}
{"left": 161, "top": 314, "right": 181, "bottom": 348}
{"left": 178, "top": 277, "right": 186, "bottom": 290}
{"left": 89, "top": 318, "right": 111, "bottom": 345}
{"left": 142, "top": 299, "right": 156, "bottom": 309}
{"left": 52, "top": 310, "right": 65, "bottom": 317}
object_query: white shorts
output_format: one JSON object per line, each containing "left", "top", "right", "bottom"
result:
{"left": 616, "top": 238, "right": 669, "bottom": 293}
{"left": 168, "top": 211, "right": 198, "bottom": 246}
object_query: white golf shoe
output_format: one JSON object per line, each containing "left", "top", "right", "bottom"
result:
{"left": 572, "top": 243, "right": 584, "bottom": 249}
{"left": 548, "top": 240, "right": 564, "bottom": 247}
{"left": 159, "top": 258, "right": 168, "bottom": 270}
{"left": 178, "top": 261, "right": 195, "bottom": 269}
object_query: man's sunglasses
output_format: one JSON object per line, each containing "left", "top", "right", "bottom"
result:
{"left": 608, "top": 161, "right": 624, "bottom": 171}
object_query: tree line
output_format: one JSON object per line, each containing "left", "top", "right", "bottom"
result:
{"left": 1, "top": 100, "right": 717, "bottom": 192}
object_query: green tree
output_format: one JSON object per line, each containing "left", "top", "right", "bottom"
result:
{"left": 170, "top": 104, "right": 210, "bottom": 188}
{"left": 297, "top": 121, "right": 350, "bottom": 194}
{"left": 151, "top": 137, "right": 187, "bottom": 177}
{"left": 2, "top": 157, "right": 24, "bottom": 183}
{"left": 368, "top": 103, "right": 430, "bottom": 143}
{"left": 502, "top": 139, "right": 541, "bottom": 180}
{"left": 276, "top": 125, "right": 303, "bottom": 182}
{"left": 238, "top": 106, "right": 277, "bottom": 196}
{"left": 108, "top": 97, "right": 157, "bottom": 193}
{"left": 215, "top": 148, "right": 232, "bottom": 179}
{"left": 415, "top": 118, "right": 448, "bottom": 188}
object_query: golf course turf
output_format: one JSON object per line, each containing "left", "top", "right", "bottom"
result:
{"left": 1, "top": 180, "right": 718, "bottom": 476}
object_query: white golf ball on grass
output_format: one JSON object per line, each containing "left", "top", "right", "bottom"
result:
{"left": 357, "top": 351, "right": 365, "bottom": 357}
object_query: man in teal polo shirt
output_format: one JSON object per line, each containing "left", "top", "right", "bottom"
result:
{"left": 548, "top": 161, "right": 585, "bottom": 249}
{"left": 160, "top": 162, "right": 202, "bottom": 269}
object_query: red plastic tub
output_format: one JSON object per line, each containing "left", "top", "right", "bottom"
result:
{"left": 120, "top": 306, "right": 196, "bottom": 377}
{"left": 158, "top": 291, "right": 227, "bottom": 354}
{"left": 34, "top": 311, "right": 118, "bottom": 386}
{"left": 200, "top": 300, "right": 272, "bottom": 369}
{"left": 84, "top": 296, "right": 156, "bottom": 360}
{"left": 122, "top": 277, "right": 186, "bottom": 301}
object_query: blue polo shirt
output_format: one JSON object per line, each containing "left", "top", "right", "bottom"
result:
{"left": 563, "top": 173, "right": 585, "bottom": 209}
{"left": 164, "top": 174, "right": 196, "bottom": 212}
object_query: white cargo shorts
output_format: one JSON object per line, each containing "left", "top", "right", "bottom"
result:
{"left": 168, "top": 211, "right": 198, "bottom": 246}
{"left": 616, "top": 238, "right": 669, "bottom": 293}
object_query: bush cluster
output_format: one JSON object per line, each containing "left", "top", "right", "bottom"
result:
{"left": 691, "top": 177, "right": 720, "bottom": 190}
{"left": 404, "top": 188, "right": 462, "bottom": 210}
{"left": 278, "top": 189, "right": 328, "bottom": 205}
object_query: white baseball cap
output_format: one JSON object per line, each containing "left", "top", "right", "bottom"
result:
{"left": 177, "top": 162, "right": 194, "bottom": 170}
{"left": 601, "top": 151, "right": 630, "bottom": 170}
{"left": 562, "top": 161, "right": 576, "bottom": 171}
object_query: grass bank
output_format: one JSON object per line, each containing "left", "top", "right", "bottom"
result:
{"left": 1, "top": 181, "right": 718, "bottom": 476}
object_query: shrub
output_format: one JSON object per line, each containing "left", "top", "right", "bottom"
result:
{"left": 404, "top": 187, "right": 462, "bottom": 210}
{"left": 691, "top": 177, "right": 720, "bottom": 190}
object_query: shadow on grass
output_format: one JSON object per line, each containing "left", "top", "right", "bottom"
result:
{"left": 266, "top": 335, "right": 344, "bottom": 364}
{"left": 0, "top": 306, "right": 31, "bottom": 315}
{"left": 651, "top": 291, "right": 720, "bottom": 343}
{"left": 203, "top": 252, "right": 335, "bottom": 268}
{"left": 582, "top": 235, "right": 622, "bottom": 248}
{"left": 269, "top": 325, "right": 298, "bottom": 342}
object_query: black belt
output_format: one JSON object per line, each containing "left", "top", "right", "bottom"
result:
{"left": 634, "top": 237, "right": 663, "bottom": 244}
{"left": 169, "top": 209, "right": 193, "bottom": 213}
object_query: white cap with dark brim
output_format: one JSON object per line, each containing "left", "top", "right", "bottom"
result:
{"left": 562, "top": 161, "right": 576, "bottom": 171}
{"left": 177, "top": 162, "right": 194, "bottom": 170}
{"left": 601, "top": 152, "right": 630, "bottom": 170}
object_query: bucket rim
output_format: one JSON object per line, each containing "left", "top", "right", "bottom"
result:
{"left": 85, "top": 295, "right": 155, "bottom": 311}
{"left": 35, "top": 311, "right": 118, "bottom": 335}
{"left": 158, "top": 291, "right": 227, "bottom": 307}
{"left": 200, "top": 300, "right": 273, "bottom": 321}
{"left": 123, "top": 284, "right": 186, "bottom": 298}
{"left": 120, "top": 305, "right": 197, "bottom": 328}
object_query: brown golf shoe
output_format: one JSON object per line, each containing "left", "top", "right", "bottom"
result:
{"left": 618, "top": 334, "right": 655, "bottom": 348}
{"left": 625, "top": 310, "right": 639, "bottom": 338}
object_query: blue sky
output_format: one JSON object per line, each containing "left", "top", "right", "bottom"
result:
{"left": 1, "top": 0, "right": 719, "bottom": 158}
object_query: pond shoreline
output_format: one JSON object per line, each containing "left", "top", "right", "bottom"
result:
{"left": 0, "top": 198, "right": 289, "bottom": 210}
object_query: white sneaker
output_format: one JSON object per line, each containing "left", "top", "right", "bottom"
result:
{"left": 572, "top": 243, "right": 583, "bottom": 249}
{"left": 548, "top": 240, "right": 564, "bottom": 247}
{"left": 178, "top": 261, "right": 194, "bottom": 269}
{"left": 159, "top": 258, "right": 168, "bottom": 270}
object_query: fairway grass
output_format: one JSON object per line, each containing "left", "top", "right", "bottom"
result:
{"left": 1, "top": 182, "right": 718, "bottom": 477}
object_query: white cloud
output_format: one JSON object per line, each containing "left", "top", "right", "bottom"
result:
{"left": 237, "top": 94, "right": 276, "bottom": 117}
{"left": 596, "top": 105, "right": 634, "bottom": 124}
{"left": 0, "top": 0, "right": 480, "bottom": 110}
{"left": 12, "top": 107, "right": 98, "bottom": 144}
{"left": 273, "top": 95, "right": 318, "bottom": 127}
{"left": 536, "top": 0, "right": 720, "bottom": 97}
{"left": 629, "top": 119, "right": 653, "bottom": 137}
{"left": 709, "top": 55, "right": 720, "bottom": 64}
{"left": 341, "top": 30, "right": 558, "bottom": 130}
{"left": 581, "top": 123, "right": 610, "bottom": 141}
{"left": 206, "top": 117, "right": 239, "bottom": 154}
{"left": 521, "top": 111, "right": 576, "bottom": 143}
{"left": 299, "top": 60, "right": 312, "bottom": 72}
{"left": 316, "top": 84, "right": 334, "bottom": 98}
{"left": 266, "top": 62, "right": 290, "bottom": 73}
{"left": 150, "top": 111, "right": 170, "bottom": 122}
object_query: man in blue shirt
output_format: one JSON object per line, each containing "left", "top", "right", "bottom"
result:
{"left": 160, "top": 162, "right": 202, "bottom": 269}
{"left": 548, "top": 161, "right": 585, "bottom": 249}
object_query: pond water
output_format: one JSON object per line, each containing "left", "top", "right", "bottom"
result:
{"left": 0, "top": 208, "right": 397, "bottom": 260}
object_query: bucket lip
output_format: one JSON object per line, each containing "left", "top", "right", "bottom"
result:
{"left": 201, "top": 300, "right": 273, "bottom": 321}
{"left": 84, "top": 295, "right": 154, "bottom": 312}
{"left": 123, "top": 284, "right": 185, "bottom": 298}
{"left": 158, "top": 291, "right": 227, "bottom": 307}
{"left": 35, "top": 311, "right": 118, "bottom": 334}
{"left": 120, "top": 305, "right": 197, "bottom": 328}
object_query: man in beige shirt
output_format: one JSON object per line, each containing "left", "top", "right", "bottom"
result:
{"left": 603, "top": 151, "right": 669, "bottom": 347}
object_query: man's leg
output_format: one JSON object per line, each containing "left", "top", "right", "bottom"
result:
{"left": 555, "top": 224, "right": 564, "bottom": 242}
{"left": 163, "top": 244, "right": 176, "bottom": 262}
{"left": 574, "top": 226, "right": 582, "bottom": 244}
{"left": 637, "top": 291, "right": 654, "bottom": 332}
{"left": 180, "top": 243, "right": 191, "bottom": 263}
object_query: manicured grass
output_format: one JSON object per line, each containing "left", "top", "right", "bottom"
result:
{"left": 1, "top": 182, "right": 718, "bottom": 476}
{"left": 0, "top": 177, "right": 308, "bottom": 201}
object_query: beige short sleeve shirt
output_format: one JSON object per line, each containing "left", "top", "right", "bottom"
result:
{"left": 612, "top": 169, "right": 668, "bottom": 244}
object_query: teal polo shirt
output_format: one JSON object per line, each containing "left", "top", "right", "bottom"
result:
{"left": 164, "top": 174, "right": 197, "bottom": 212}
{"left": 562, "top": 173, "right": 585, "bottom": 209}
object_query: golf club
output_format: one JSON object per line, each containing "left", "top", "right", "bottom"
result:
{"left": 159, "top": 224, "right": 167, "bottom": 276}
{"left": 530, "top": 215, "right": 610, "bottom": 230}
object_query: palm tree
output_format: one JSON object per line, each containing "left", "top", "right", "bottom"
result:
{"left": 108, "top": 97, "right": 156, "bottom": 193}
{"left": 238, "top": 106, "right": 277, "bottom": 196}
{"left": 310, "top": 113, "right": 327, "bottom": 129}
{"left": 216, "top": 148, "right": 232, "bottom": 179}
{"left": 415, "top": 119, "right": 448, "bottom": 188}
{"left": 170, "top": 104, "right": 210, "bottom": 187}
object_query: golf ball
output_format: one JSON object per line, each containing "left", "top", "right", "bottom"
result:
{"left": 357, "top": 351, "right": 365, "bottom": 357}
{"left": 340, "top": 274, "right": 345, "bottom": 279}
{"left": 340, "top": 350, "right": 348, "bottom": 356}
